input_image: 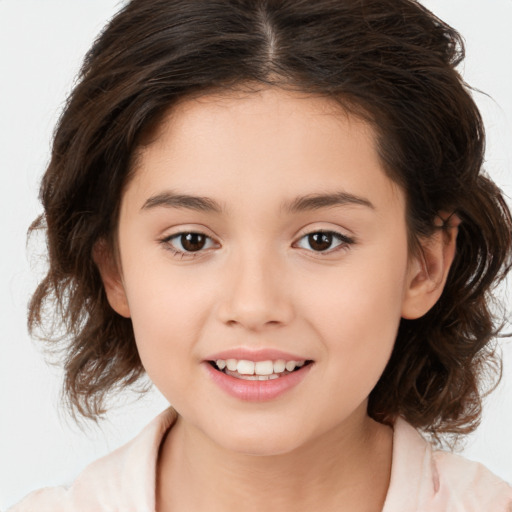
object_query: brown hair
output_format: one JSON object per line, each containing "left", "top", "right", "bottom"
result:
{"left": 29, "top": 0, "right": 512, "bottom": 438}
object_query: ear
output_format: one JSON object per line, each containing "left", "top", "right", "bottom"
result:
{"left": 93, "top": 239, "right": 131, "bottom": 318}
{"left": 401, "top": 213, "right": 460, "bottom": 320}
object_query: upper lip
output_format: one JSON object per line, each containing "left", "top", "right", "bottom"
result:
{"left": 205, "top": 348, "right": 310, "bottom": 362}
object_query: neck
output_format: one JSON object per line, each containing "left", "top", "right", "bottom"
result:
{"left": 156, "top": 405, "right": 393, "bottom": 512}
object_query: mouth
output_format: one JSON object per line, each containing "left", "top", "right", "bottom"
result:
{"left": 204, "top": 355, "right": 314, "bottom": 401}
{"left": 208, "top": 358, "right": 314, "bottom": 381}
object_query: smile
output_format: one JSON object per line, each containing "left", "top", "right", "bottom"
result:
{"left": 211, "top": 359, "right": 309, "bottom": 380}
{"left": 205, "top": 357, "right": 314, "bottom": 401}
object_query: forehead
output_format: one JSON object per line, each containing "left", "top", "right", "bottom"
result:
{"left": 126, "top": 87, "right": 403, "bottom": 214}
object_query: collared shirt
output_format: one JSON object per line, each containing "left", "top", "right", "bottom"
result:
{"left": 9, "top": 408, "right": 512, "bottom": 511}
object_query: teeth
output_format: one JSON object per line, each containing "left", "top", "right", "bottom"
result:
{"left": 236, "top": 374, "right": 260, "bottom": 381}
{"left": 232, "top": 373, "right": 282, "bottom": 381}
{"left": 237, "top": 360, "right": 255, "bottom": 375}
{"left": 255, "top": 360, "right": 274, "bottom": 375}
{"left": 273, "top": 360, "right": 286, "bottom": 373}
{"left": 226, "top": 359, "right": 237, "bottom": 371}
{"left": 285, "top": 360, "right": 297, "bottom": 372}
{"left": 214, "top": 358, "right": 307, "bottom": 375}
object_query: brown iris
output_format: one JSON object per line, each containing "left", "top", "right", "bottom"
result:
{"left": 181, "top": 233, "right": 207, "bottom": 251}
{"left": 308, "top": 232, "right": 334, "bottom": 251}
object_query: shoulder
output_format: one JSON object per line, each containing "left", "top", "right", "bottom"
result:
{"left": 383, "top": 418, "right": 512, "bottom": 512}
{"left": 7, "top": 408, "right": 177, "bottom": 512}
{"left": 432, "top": 449, "right": 512, "bottom": 511}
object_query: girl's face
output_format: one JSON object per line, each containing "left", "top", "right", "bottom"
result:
{"left": 105, "top": 87, "right": 427, "bottom": 455}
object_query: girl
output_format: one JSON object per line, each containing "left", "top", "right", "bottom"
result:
{"left": 7, "top": 0, "right": 512, "bottom": 510}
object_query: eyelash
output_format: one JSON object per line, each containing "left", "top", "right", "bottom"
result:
{"left": 160, "top": 230, "right": 355, "bottom": 259}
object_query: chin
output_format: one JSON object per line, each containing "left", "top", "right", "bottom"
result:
{"left": 221, "top": 433, "right": 304, "bottom": 457}
{"left": 205, "top": 415, "right": 314, "bottom": 457}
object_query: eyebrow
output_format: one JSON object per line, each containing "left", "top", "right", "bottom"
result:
{"left": 282, "top": 191, "right": 374, "bottom": 213}
{"left": 141, "top": 192, "right": 223, "bottom": 213}
{"left": 141, "top": 190, "right": 374, "bottom": 214}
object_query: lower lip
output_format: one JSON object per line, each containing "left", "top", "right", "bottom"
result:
{"left": 204, "top": 362, "right": 312, "bottom": 401}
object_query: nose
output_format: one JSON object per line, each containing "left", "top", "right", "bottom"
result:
{"left": 217, "top": 247, "right": 295, "bottom": 331}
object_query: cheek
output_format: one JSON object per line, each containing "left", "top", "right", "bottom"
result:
{"left": 121, "top": 261, "right": 214, "bottom": 382}
{"left": 305, "top": 242, "right": 407, "bottom": 324}
{"left": 302, "top": 247, "right": 408, "bottom": 385}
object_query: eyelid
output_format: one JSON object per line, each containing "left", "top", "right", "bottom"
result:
{"left": 159, "top": 229, "right": 219, "bottom": 259}
{"left": 293, "top": 228, "right": 355, "bottom": 254}
{"left": 158, "top": 225, "right": 355, "bottom": 259}
{"left": 295, "top": 221, "right": 356, "bottom": 238}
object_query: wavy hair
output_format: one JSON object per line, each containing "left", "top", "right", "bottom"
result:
{"left": 29, "top": 0, "right": 512, "bottom": 437}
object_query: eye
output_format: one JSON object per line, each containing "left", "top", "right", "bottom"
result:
{"left": 161, "top": 232, "right": 217, "bottom": 257}
{"left": 295, "top": 230, "right": 354, "bottom": 253}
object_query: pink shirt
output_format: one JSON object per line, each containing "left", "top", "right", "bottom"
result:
{"left": 9, "top": 408, "right": 512, "bottom": 511}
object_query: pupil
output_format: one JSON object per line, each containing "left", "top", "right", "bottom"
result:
{"left": 309, "top": 232, "right": 332, "bottom": 251}
{"left": 182, "top": 233, "right": 206, "bottom": 252}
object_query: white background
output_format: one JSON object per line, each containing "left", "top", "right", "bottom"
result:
{"left": 1, "top": 0, "right": 511, "bottom": 509}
